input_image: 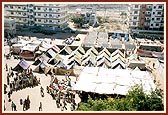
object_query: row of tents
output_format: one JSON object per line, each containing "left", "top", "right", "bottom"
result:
{"left": 33, "top": 45, "right": 126, "bottom": 69}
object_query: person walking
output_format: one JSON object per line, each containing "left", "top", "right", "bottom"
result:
{"left": 6, "top": 63, "right": 8, "bottom": 71}
{"left": 61, "top": 98, "right": 67, "bottom": 111}
{"left": 40, "top": 86, "right": 44, "bottom": 97}
{"left": 20, "top": 98, "right": 23, "bottom": 105}
{"left": 39, "top": 102, "right": 42, "bottom": 111}
{"left": 11, "top": 101, "right": 15, "bottom": 111}
{"left": 8, "top": 92, "right": 11, "bottom": 102}
{"left": 55, "top": 90, "right": 61, "bottom": 108}
{"left": 7, "top": 74, "right": 10, "bottom": 85}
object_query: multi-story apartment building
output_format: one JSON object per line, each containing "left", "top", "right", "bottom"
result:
{"left": 4, "top": 4, "right": 68, "bottom": 30}
{"left": 4, "top": 19, "right": 16, "bottom": 37}
{"left": 128, "top": 4, "right": 164, "bottom": 32}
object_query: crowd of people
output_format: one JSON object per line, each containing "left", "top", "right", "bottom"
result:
{"left": 4, "top": 63, "right": 40, "bottom": 111}
{"left": 5, "top": 66, "right": 40, "bottom": 93}
{"left": 47, "top": 74, "right": 77, "bottom": 111}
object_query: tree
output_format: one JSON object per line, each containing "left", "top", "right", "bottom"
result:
{"left": 76, "top": 84, "right": 164, "bottom": 111}
{"left": 71, "top": 16, "right": 85, "bottom": 27}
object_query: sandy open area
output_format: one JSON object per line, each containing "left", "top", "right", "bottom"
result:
{"left": 3, "top": 46, "right": 81, "bottom": 112}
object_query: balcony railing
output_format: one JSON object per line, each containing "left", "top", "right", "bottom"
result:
{"left": 146, "top": 7, "right": 152, "bottom": 10}
{"left": 145, "top": 13, "right": 151, "bottom": 16}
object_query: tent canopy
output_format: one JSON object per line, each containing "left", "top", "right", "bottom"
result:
{"left": 73, "top": 67, "right": 156, "bottom": 95}
{"left": 13, "top": 59, "right": 30, "bottom": 71}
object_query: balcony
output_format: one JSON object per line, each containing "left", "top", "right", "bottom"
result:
{"left": 145, "top": 13, "right": 151, "bottom": 16}
{"left": 161, "top": 20, "right": 164, "bottom": 23}
{"left": 146, "top": 7, "right": 152, "bottom": 11}
{"left": 145, "top": 19, "right": 150, "bottom": 22}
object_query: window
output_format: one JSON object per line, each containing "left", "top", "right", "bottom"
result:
{"left": 152, "top": 18, "right": 154, "bottom": 20}
{"left": 49, "top": 8, "right": 52, "bottom": 11}
{"left": 58, "top": 14, "right": 60, "bottom": 17}
{"left": 157, "top": 12, "right": 161, "bottom": 15}
{"left": 153, "top": 12, "right": 155, "bottom": 15}
{"left": 38, "top": 7, "right": 41, "bottom": 10}
{"left": 151, "top": 24, "right": 153, "bottom": 26}
{"left": 135, "top": 5, "right": 138, "bottom": 8}
{"left": 18, "top": 6, "right": 21, "bottom": 9}
{"left": 10, "top": 5, "right": 13, "bottom": 9}
{"left": 133, "top": 16, "right": 137, "bottom": 20}
{"left": 11, "top": 12, "right": 14, "bottom": 15}
{"left": 44, "top": 14, "right": 47, "bottom": 17}
{"left": 23, "top": 7, "right": 26, "bottom": 10}
{"left": 141, "top": 18, "right": 144, "bottom": 20}
{"left": 58, "top": 8, "right": 60, "bottom": 10}
{"left": 133, "top": 22, "right": 136, "bottom": 25}
{"left": 49, "top": 14, "right": 52, "bottom": 17}
{"left": 156, "top": 18, "right": 160, "bottom": 20}
{"left": 19, "top": 18, "right": 21, "bottom": 20}
{"left": 143, "top": 12, "right": 145, "bottom": 14}
{"left": 38, "top": 19, "right": 41, "bottom": 22}
{"left": 23, "top": 13, "right": 26, "bottom": 16}
{"left": 158, "top": 5, "right": 163, "bottom": 9}
{"left": 134, "top": 11, "right": 138, "bottom": 14}
{"left": 49, "top": 20, "right": 52, "bottom": 23}
{"left": 155, "top": 23, "right": 159, "bottom": 26}
{"left": 38, "top": 13, "right": 41, "bottom": 16}
{"left": 44, "top": 7, "right": 47, "bottom": 11}
{"left": 44, "top": 20, "right": 48, "bottom": 23}
{"left": 18, "top": 12, "right": 21, "bottom": 15}
{"left": 154, "top": 6, "right": 156, "bottom": 9}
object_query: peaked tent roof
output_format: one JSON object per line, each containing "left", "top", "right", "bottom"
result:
{"left": 76, "top": 46, "right": 85, "bottom": 55}
{"left": 33, "top": 61, "right": 48, "bottom": 73}
{"left": 67, "top": 56, "right": 81, "bottom": 66}
{"left": 48, "top": 54, "right": 63, "bottom": 65}
{"left": 54, "top": 60, "right": 67, "bottom": 69}
{"left": 97, "top": 52, "right": 111, "bottom": 62}
{"left": 13, "top": 59, "right": 30, "bottom": 71}
{"left": 96, "top": 57, "right": 111, "bottom": 68}
{"left": 81, "top": 56, "right": 97, "bottom": 66}
{"left": 111, "top": 49, "right": 125, "bottom": 58}
{"left": 111, "top": 58, "right": 126, "bottom": 69}
{"left": 33, "top": 54, "right": 50, "bottom": 65}
{"left": 111, "top": 53, "right": 125, "bottom": 63}
{"left": 59, "top": 45, "right": 72, "bottom": 55}
{"left": 70, "top": 50, "right": 83, "bottom": 59}
{"left": 99, "top": 48, "right": 111, "bottom": 57}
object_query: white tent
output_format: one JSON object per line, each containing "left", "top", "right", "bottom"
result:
{"left": 73, "top": 67, "right": 156, "bottom": 95}
{"left": 111, "top": 58, "right": 126, "bottom": 69}
{"left": 99, "top": 48, "right": 111, "bottom": 57}
{"left": 111, "top": 49, "right": 125, "bottom": 58}
{"left": 76, "top": 46, "right": 85, "bottom": 55}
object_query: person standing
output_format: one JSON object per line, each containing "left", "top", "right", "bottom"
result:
{"left": 39, "top": 102, "right": 42, "bottom": 111}
{"left": 8, "top": 92, "right": 11, "bottom": 102}
{"left": 20, "top": 98, "right": 23, "bottom": 105}
{"left": 7, "top": 74, "right": 10, "bottom": 85}
{"left": 61, "top": 98, "right": 67, "bottom": 111}
{"left": 11, "top": 101, "right": 15, "bottom": 111}
{"left": 6, "top": 63, "right": 8, "bottom": 71}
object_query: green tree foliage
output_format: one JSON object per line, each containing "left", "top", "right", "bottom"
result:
{"left": 71, "top": 16, "right": 85, "bottom": 27}
{"left": 77, "top": 85, "right": 164, "bottom": 111}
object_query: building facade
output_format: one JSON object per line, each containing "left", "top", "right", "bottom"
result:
{"left": 4, "top": 19, "right": 16, "bottom": 37}
{"left": 128, "top": 4, "right": 164, "bottom": 32}
{"left": 4, "top": 4, "right": 68, "bottom": 30}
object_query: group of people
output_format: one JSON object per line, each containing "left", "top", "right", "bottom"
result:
{"left": 4, "top": 64, "right": 39, "bottom": 111}
{"left": 46, "top": 74, "right": 77, "bottom": 111}
{"left": 6, "top": 66, "right": 40, "bottom": 93}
